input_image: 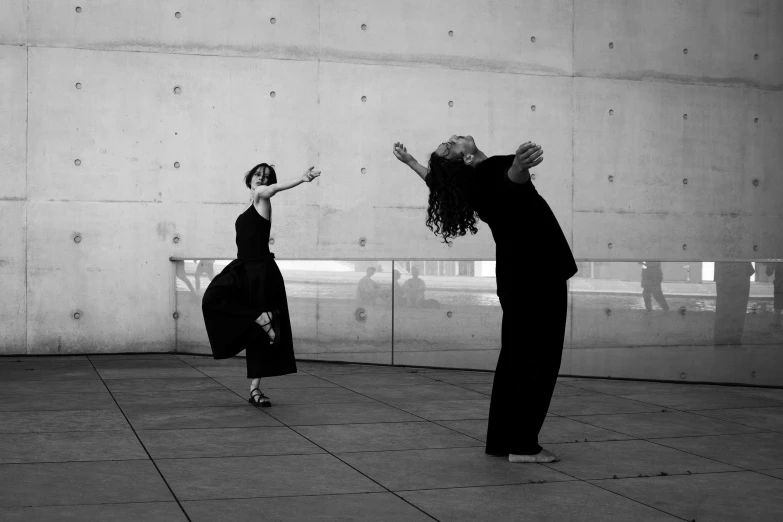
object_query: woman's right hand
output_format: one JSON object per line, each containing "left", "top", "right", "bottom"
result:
{"left": 393, "top": 142, "right": 414, "bottom": 164}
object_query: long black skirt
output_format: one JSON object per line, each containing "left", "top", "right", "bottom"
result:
{"left": 201, "top": 253, "right": 296, "bottom": 378}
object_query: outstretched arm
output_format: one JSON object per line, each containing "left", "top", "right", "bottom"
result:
{"left": 256, "top": 167, "right": 321, "bottom": 199}
{"left": 394, "top": 142, "right": 429, "bottom": 182}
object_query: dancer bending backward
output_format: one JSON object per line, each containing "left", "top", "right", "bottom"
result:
{"left": 202, "top": 163, "right": 321, "bottom": 407}
{"left": 393, "top": 136, "right": 577, "bottom": 463}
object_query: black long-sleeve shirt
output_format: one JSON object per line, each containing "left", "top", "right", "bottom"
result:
{"left": 457, "top": 154, "right": 577, "bottom": 298}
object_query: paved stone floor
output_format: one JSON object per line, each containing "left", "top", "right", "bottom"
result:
{"left": 1, "top": 354, "right": 782, "bottom": 521}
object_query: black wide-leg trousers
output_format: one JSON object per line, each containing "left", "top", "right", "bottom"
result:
{"left": 485, "top": 280, "right": 568, "bottom": 456}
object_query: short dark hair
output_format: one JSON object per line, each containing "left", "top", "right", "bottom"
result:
{"left": 244, "top": 163, "right": 278, "bottom": 189}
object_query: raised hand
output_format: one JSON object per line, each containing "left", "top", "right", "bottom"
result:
{"left": 393, "top": 142, "right": 414, "bottom": 164}
{"left": 513, "top": 142, "right": 544, "bottom": 170}
{"left": 301, "top": 166, "right": 321, "bottom": 183}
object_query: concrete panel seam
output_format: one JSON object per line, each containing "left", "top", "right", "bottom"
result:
{"left": 24, "top": 39, "right": 29, "bottom": 354}
{"left": 19, "top": 44, "right": 779, "bottom": 91}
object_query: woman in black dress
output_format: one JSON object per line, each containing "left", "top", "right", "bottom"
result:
{"left": 202, "top": 163, "right": 321, "bottom": 407}
{"left": 393, "top": 136, "right": 577, "bottom": 463}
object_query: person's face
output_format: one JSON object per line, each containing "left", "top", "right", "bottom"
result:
{"left": 411, "top": 266, "right": 420, "bottom": 277}
{"left": 435, "top": 135, "right": 477, "bottom": 162}
{"left": 252, "top": 166, "right": 271, "bottom": 187}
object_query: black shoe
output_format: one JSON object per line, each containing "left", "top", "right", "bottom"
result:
{"left": 249, "top": 387, "right": 271, "bottom": 407}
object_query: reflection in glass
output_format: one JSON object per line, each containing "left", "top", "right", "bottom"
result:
{"left": 713, "top": 262, "right": 755, "bottom": 345}
{"left": 638, "top": 261, "right": 670, "bottom": 312}
{"left": 175, "top": 259, "right": 783, "bottom": 382}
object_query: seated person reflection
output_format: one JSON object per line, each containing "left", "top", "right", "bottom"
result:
{"left": 638, "top": 261, "right": 669, "bottom": 312}
{"left": 402, "top": 266, "right": 426, "bottom": 307}
{"left": 402, "top": 266, "right": 441, "bottom": 309}
{"left": 357, "top": 267, "right": 380, "bottom": 305}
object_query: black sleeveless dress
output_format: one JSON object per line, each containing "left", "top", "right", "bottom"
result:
{"left": 201, "top": 205, "right": 296, "bottom": 377}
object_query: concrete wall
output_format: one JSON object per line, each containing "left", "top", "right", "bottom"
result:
{"left": 1, "top": 1, "right": 782, "bottom": 359}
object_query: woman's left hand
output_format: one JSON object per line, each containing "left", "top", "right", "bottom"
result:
{"left": 301, "top": 166, "right": 321, "bottom": 182}
{"left": 512, "top": 142, "right": 544, "bottom": 170}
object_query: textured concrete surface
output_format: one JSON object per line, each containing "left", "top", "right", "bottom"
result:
{"left": 1, "top": 0, "right": 782, "bottom": 358}
{"left": 1, "top": 355, "right": 782, "bottom": 521}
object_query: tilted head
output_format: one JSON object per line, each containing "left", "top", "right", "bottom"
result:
{"left": 434, "top": 135, "right": 482, "bottom": 166}
{"left": 366, "top": 267, "right": 376, "bottom": 276}
{"left": 424, "top": 135, "right": 484, "bottom": 246}
{"left": 244, "top": 163, "right": 278, "bottom": 189}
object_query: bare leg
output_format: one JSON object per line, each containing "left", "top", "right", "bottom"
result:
{"left": 255, "top": 311, "right": 276, "bottom": 343}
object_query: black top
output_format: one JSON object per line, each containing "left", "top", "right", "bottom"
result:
{"left": 456, "top": 154, "right": 577, "bottom": 297}
{"left": 236, "top": 205, "right": 271, "bottom": 260}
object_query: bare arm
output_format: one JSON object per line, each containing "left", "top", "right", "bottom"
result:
{"left": 256, "top": 167, "right": 321, "bottom": 199}
{"left": 394, "top": 143, "right": 429, "bottom": 182}
{"left": 406, "top": 159, "right": 429, "bottom": 181}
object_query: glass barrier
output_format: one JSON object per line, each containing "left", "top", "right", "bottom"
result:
{"left": 175, "top": 259, "right": 393, "bottom": 365}
{"left": 174, "top": 258, "right": 783, "bottom": 385}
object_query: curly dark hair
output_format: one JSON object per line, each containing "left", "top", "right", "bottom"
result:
{"left": 425, "top": 152, "right": 479, "bottom": 246}
{"left": 243, "top": 163, "right": 278, "bottom": 189}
